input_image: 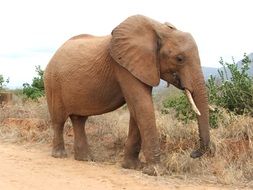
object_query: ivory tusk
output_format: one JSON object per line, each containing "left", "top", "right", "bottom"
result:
{"left": 185, "top": 89, "right": 201, "bottom": 116}
{"left": 208, "top": 105, "right": 215, "bottom": 111}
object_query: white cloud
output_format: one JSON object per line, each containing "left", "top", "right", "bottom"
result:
{"left": 0, "top": 0, "right": 252, "bottom": 88}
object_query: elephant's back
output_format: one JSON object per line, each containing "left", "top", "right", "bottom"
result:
{"left": 44, "top": 34, "right": 113, "bottom": 99}
{"left": 58, "top": 34, "right": 111, "bottom": 64}
{"left": 69, "top": 34, "right": 94, "bottom": 40}
{"left": 46, "top": 35, "right": 112, "bottom": 76}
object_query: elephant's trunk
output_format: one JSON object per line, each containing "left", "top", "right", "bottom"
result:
{"left": 189, "top": 68, "right": 210, "bottom": 158}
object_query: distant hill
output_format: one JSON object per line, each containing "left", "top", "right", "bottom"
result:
{"left": 201, "top": 53, "right": 253, "bottom": 80}
{"left": 202, "top": 67, "right": 219, "bottom": 80}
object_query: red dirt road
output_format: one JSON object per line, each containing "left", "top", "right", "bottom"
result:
{"left": 0, "top": 143, "right": 234, "bottom": 190}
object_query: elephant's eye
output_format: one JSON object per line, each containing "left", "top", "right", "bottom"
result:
{"left": 176, "top": 55, "right": 184, "bottom": 64}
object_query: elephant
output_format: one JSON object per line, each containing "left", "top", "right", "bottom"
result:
{"left": 44, "top": 15, "right": 210, "bottom": 175}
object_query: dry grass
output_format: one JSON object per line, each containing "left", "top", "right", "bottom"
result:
{"left": 0, "top": 95, "right": 252, "bottom": 188}
{"left": 158, "top": 112, "right": 253, "bottom": 186}
{"left": 0, "top": 97, "right": 51, "bottom": 144}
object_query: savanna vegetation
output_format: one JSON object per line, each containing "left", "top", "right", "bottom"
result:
{"left": 0, "top": 74, "right": 9, "bottom": 90}
{"left": 22, "top": 65, "right": 45, "bottom": 100}
{"left": 0, "top": 54, "right": 252, "bottom": 188}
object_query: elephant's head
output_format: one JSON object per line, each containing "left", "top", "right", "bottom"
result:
{"left": 110, "top": 15, "right": 210, "bottom": 158}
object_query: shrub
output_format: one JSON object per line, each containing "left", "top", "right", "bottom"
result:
{"left": 207, "top": 54, "right": 253, "bottom": 115}
{"left": 0, "top": 75, "right": 4, "bottom": 90}
{"left": 162, "top": 94, "right": 195, "bottom": 124}
{"left": 23, "top": 66, "right": 44, "bottom": 100}
{"left": 162, "top": 93, "right": 221, "bottom": 128}
{"left": 0, "top": 75, "right": 9, "bottom": 90}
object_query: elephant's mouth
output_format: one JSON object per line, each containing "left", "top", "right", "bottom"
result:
{"left": 166, "top": 81, "right": 184, "bottom": 90}
{"left": 164, "top": 72, "right": 184, "bottom": 90}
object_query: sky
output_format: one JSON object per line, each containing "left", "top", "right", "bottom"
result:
{"left": 0, "top": 0, "right": 252, "bottom": 88}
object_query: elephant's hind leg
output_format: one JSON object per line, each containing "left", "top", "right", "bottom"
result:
{"left": 70, "top": 115, "right": 89, "bottom": 161}
{"left": 52, "top": 120, "right": 67, "bottom": 158}
{"left": 122, "top": 115, "right": 142, "bottom": 170}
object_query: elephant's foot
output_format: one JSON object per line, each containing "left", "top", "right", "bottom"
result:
{"left": 191, "top": 142, "right": 216, "bottom": 158}
{"left": 74, "top": 151, "right": 89, "bottom": 161}
{"left": 74, "top": 146, "right": 91, "bottom": 161}
{"left": 190, "top": 145, "right": 211, "bottom": 158}
{"left": 122, "top": 158, "right": 142, "bottom": 170}
{"left": 52, "top": 148, "right": 67, "bottom": 158}
{"left": 142, "top": 163, "right": 165, "bottom": 176}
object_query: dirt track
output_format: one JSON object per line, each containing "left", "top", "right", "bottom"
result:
{"left": 0, "top": 143, "right": 235, "bottom": 190}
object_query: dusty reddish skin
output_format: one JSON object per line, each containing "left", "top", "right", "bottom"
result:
{"left": 44, "top": 15, "right": 210, "bottom": 175}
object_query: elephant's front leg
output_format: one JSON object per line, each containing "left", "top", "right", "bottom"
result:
{"left": 116, "top": 66, "right": 161, "bottom": 175}
{"left": 134, "top": 105, "right": 161, "bottom": 175}
{"left": 122, "top": 115, "right": 142, "bottom": 170}
{"left": 123, "top": 90, "right": 161, "bottom": 175}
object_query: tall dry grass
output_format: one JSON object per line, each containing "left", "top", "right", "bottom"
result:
{"left": 158, "top": 112, "right": 253, "bottom": 186}
{"left": 0, "top": 97, "right": 51, "bottom": 143}
{"left": 0, "top": 94, "right": 252, "bottom": 188}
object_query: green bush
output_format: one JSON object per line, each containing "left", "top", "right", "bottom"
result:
{"left": 162, "top": 94, "right": 220, "bottom": 128}
{"left": 162, "top": 94, "right": 195, "bottom": 124}
{"left": 162, "top": 54, "right": 253, "bottom": 128}
{"left": 207, "top": 54, "right": 253, "bottom": 115}
{"left": 23, "top": 66, "right": 44, "bottom": 100}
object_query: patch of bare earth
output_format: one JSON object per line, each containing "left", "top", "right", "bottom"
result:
{"left": 0, "top": 143, "right": 232, "bottom": 190}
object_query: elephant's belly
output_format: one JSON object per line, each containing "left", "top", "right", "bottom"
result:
{"left": 71, "top": 95, "right": 125, "bottom": 116}
{"left": 61, "top": 81, "right": 126, "bottom": 116}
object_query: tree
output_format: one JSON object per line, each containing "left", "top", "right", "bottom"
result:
{"left": 23, "top": 66, "right": 44, "bottom": 100}
{"left": 0, "top": 75, "right": 9, "bottom": 90}
{"left": 0, "top": 75, "right": 4, "bottom": 90}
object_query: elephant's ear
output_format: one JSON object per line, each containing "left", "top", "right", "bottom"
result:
{"left": 110, "top": 15, "right": 160, "bottom": 87}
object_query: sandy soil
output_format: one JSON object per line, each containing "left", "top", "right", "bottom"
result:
{"left": 0, "top": 143, "right": 237, "bottom": 190}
